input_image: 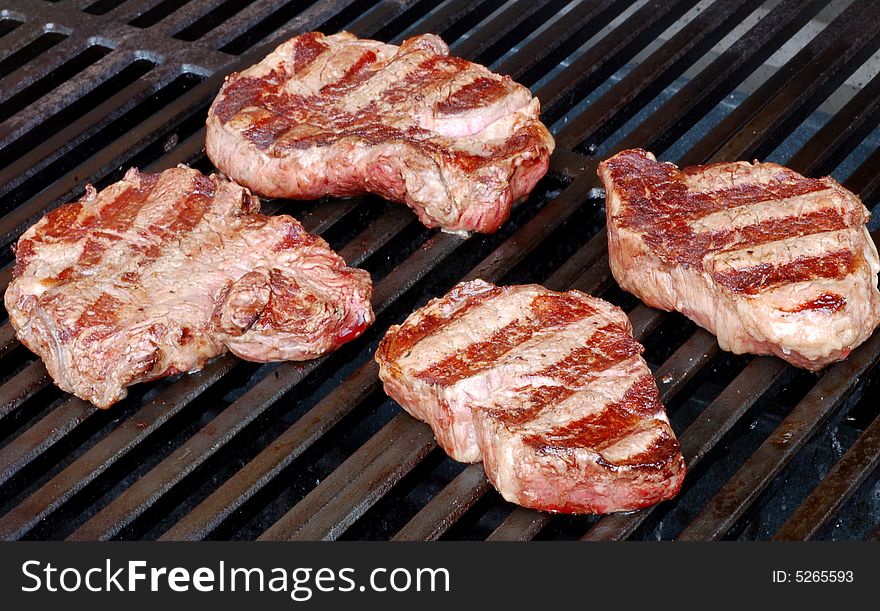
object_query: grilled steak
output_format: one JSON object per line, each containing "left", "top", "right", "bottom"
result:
{"left": 5, "top": 166, "right": 374, "bottom": 408}
{"left": 206, "top": 31, "right": 555, "bottom": 235}
{"left": 599, "top": 149, "right": 880, "bottom": 371}
{"left": 375, "top": 280, "right": 686, "bottom": 514}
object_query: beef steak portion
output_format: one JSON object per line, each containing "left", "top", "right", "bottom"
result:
{"left": 206, "top": 31, "right": 555, "bottom": 235}
{"left": 5, "top": 166, "right": 374, "bottom": 408}
{"left": 375, "top": 280, "right": 685, "bottom": 514}
{"left": 599, "top": 149, "right": 880, "bottom": 371}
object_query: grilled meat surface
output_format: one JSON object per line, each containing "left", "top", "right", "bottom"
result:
{"left": 599, "top": 149, "right": 880, "bottom": 371}
{"left": 375, "top": 280, "right": 686, "bottom": 514}
{"left": 206, "top": 31, "right": 555, "bottom": 235}
{"left": 5, "top": 166, "right": 374, "bottom": 408}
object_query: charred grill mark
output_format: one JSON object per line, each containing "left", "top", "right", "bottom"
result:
{"left": 243, "top": 113, "right": 294, "bottom": 151}
{"left": 40, "top": 202, "right": 84, "bottom": 239}
{"left": 214, "top": 72, "right": 280, "bottom": 124}
{"left": 70, "top": 174, "right": 162, "bottom": 269}
{"left": 414, "top": 293, "right": 597, "bottom": 385}
{"left": 318, "top": 50, "right": 379, "bottom": 98}
{"left": 288, "top": 32, "right": 328, "bottom": 75}
{"left": 783, "top": 292, "right": 847, "bottom": 314}
{"left": 378, "top": 285, "right": 504, "bottom": 362}
{"left": 700, "top": 180, "right": 828, "bottom": 211}
{"left": 479, "top": 324, "right": 643, "bottom": 428}
{"left": 709, "top": 208, "right": 850, "bottom": 252}
{"left": 538, "top": 324, "right": 642, "bottom": 388}
{"left": 485, "top": 385, "right": 576, "bottom": 427}
{"left": 713, "top": 250, "right": 858, "bottom": 295}
{"left": 215, "top": 34, "right": 329, "bottom": 125}
{"left": 12, "top": 238, "right": 35, "bottom": 278}
{"left": 73, "top": 292, "right": 124, "bottom": 342}
{"left": 524, "top": 375, "right": 665, "bottom": 457}
{"left": 600, "top": 430, "right": 681, "bottom": 470}
{"left": 378, "top": 55, "right": 471, "bottom": 105}
{"left": 436, "top": 76, "right": 510, "bottom": 114}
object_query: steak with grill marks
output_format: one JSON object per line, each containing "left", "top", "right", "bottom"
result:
{"left": 599, "top": 149, "right": 880, "bottom": 371}
{"left": 375, "top": 280, "right": 686, "bottom": 514}
{"left": 5, "top": 166, "right": 374, "bottom": 408}
{"left": 205, "top": 31, "right": 555, "bottom": 235}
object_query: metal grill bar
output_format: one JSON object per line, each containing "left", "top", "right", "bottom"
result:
{"left": 677, "top": 332, "right": 880, "bottom": 540}
{"left": 773, "top": 412, "right": 880, "bottom": 540}
{"left": 557, "top": 0, "right": 766, "bottom": 149}
{"left": 682, "top": 0, "right": 880, "bottom": 166}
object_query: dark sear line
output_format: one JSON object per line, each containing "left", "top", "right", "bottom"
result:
{"left": 415, "top": 292, "right": 597, "bottom": 385}
{"left": 712, "top": 249, "right": 859, "bottom": 295}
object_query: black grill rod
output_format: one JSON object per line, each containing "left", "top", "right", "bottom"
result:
{"left": 0, "top": 29, "right": 88, "bottom": 110}
{"left": 343, "top": 0, "right": 434, "bottom": 40}
{"left": 393, "top": 0, "right": 841, "bottom": 541}
{"left": 490, "top": 0, "right": 633, "bottom": 86}
{"left": 786, "top": 66, "right": 880, "bottom": 178}
{"left": 143, "top": 0, "right": 264, "bottom": 37}
{"left": 556, "top": 0, "right": 768, "bottom": 151}
{"left": 390, "top": 0, "right": 510, "bottom": 45}
{"left": 681, "top": 0, "right": 880, "bottom": 167}
{"left": 105, "top": 0, "right": 209, "bottom": 25}
{"left": 538, "top": 0, "right": 702, "bottom": 124}
{"left": 392, "top": 462, "right": 493, "bottom": 541}
{"left": 773, "top": 411, "right": 880, "bottom": 540}
{"left": 0, "top": 179, "right": 361, "bottom": 496}
{"left": 202, "top": 0, "right": 366, "bottom": 50}
{"left": 0, "top": 20, "right": 47, "bottom": 69}
{"left": 846, "top": 146, "right": 880, "bottom": 209}
{"left": 0, "top": 324, "right": 16, "bottom": 361}
{"left": 0, "top": 44, "right": 133, "bottom": 146}
{"left": 7, "top": 203, "right": 412, "bottom": 541}
{"left": 0, "top": 361, "right": 50, "bottom": 426}
{"left": 259, "top": 411, "right": 436, "bottom": 541}
{"left": 677, "top": 326, "right": 880, "bottom": 541}
{"left": 0, "top": 61, "right": 178, "bottom": 198}
{"left": 618, "top": 0, "right": 827, "bottom": 160}
{"left": 447, "top": 0, "right": 569, "bottom": 64}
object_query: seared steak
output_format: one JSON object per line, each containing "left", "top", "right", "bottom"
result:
{"left": 5, "top": 166, "right": 374, "bottom": 408}
{"left": 206, "top": 31, "right": 555, "bottom": 235}
{"left": 375, "top": 280, "right": 685, "bottom": 514}
{"left": 599, "top": 149, "right": 880, "bottom": 371}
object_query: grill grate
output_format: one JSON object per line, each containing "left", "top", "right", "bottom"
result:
{"left": 0, "top": 0, "right": 878, "bottom": 541}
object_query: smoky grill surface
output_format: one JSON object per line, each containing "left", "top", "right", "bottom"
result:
{"left": 0, "top": 0, "right": 878, "bottom": 541}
